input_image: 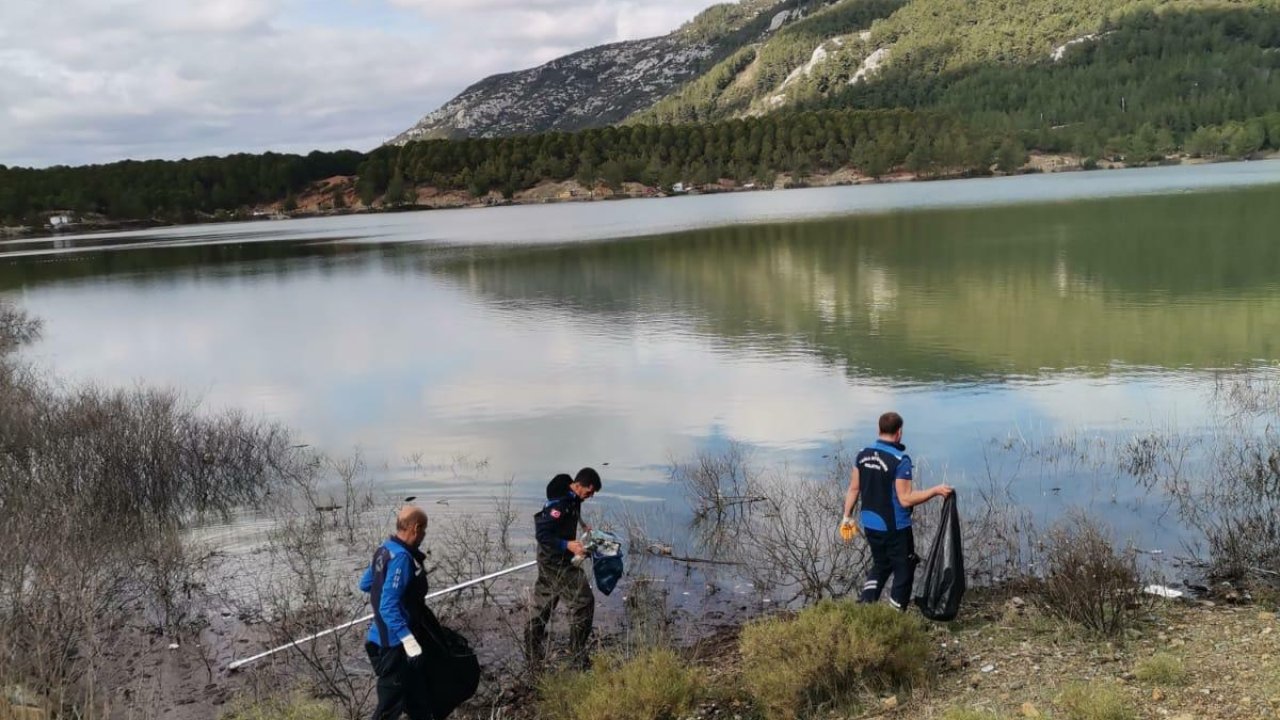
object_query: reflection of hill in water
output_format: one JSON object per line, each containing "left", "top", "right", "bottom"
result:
{"left": 435, "top": 187, "right": 1280, "bottom": 381}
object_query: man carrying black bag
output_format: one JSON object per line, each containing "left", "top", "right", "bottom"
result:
{"left": 914, "top": 493, "right": 966, "bottom": 621}
{"left": 359, "top": 505, "right": 481, "bottom": 720}
{"left": 841, "top": 412, "right": 952, "bottom": 611}
{"left": 360, "top": 505, "right": 434, "bottom": 720}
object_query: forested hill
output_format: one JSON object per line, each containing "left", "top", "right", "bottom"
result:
{"left": 7, "top": 0, "right": 1280, "bottom": 225}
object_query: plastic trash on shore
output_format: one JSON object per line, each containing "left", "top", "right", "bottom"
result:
{"left": 1142, "top": 584, "right": 1185, "bottom": 599}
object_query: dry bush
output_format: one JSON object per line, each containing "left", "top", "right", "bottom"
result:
{"left": 537, "top": 648, "right": 701, "bottom": 720}
{"left": 739, "top": 601, "right": 929, "bottom": 720}
{"left": 1035, "top": 513, "right": 1151, "bottom": 637}
{"left": 0, "top": 303, "right": 40, "bottom": 354}
{"left": 1162, "top": 374, "right": 1280, "bottom": 587}
{"left": 735, "top": 468, "right": 869, "bottom": 602}
{"left": 677, "top": 446, "right": 867, "bottom": 604}
{"left": 962, "top": 468, "right": 1040, "bottom": 587}
{"left": 672, "top": 443, "right": 762, "bottom": 524}
{"left": 0, "top": 302, "right": 308, "bottom": 714}
{"left": 235, "top": 452, "right": 388, "bottom": 720}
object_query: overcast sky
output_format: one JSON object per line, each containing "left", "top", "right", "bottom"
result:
{"left": 0, "top": 0, "right": 725, "bottom": 168}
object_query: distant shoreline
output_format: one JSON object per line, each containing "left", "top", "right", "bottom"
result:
{"left": 6, "top": 152, "right": 1274, "bottom": 240}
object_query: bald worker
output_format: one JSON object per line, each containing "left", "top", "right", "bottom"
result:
{"left": 360, "top": 505, "right": 432, "bottom": 720}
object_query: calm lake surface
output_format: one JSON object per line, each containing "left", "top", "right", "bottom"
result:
{"left": 5, "top": 161, "right": 1280, "bottom": 552}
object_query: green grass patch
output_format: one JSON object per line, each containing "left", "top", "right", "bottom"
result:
{"left": 220, "top": 694, "right": 341, "bottom": 720}
{"left": 537, "top": 648, "right": 701, "bottom": 720}
{"left": 739, "top": 601, "right": 930, "bottom": 720}
{"left": 1057, "top": 682, "right": 1136, "bottom": 720}
{"left": 1134, "top": 652, "right": 1187, "bottom": 685}
{"left": 943, "top": 708, "right": 1002, "bottom": 720}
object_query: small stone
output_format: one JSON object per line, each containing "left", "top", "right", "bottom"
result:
{"left": 881, "top": 695, "right": 898, "bottom": 710}
{"left": 1170, "top": 638, "right": 1186, "bottom": 648}
{"left": 1012, "top": 596, "right": 1026, "bottom": 608}
{"left": 1021, "top": 703, "right": 1042, "bottom": 718}
{"left": 981, "top": 664, "right": 996, "bottom": 673}
{"left": 1153, "top": 689, "right": 1165, "bottom": 702}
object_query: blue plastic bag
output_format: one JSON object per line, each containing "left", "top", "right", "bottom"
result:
{"left": 584, "top": 530, "right": 625, "bottom": 596}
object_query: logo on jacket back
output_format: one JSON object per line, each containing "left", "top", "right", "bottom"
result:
{"left": 860, "top": 455, "right": 889, "bottom": 472}
{"left": 550, "top": 509, "right": 561, "bottom": 519}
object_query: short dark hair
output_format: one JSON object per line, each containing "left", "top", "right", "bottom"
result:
{"left": 574, "top": 467, "right": 602, "bottom": 491}
{"left": 879, "top": 412, "right": 904, "bottom": 435}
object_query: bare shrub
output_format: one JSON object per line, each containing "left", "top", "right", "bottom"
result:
{"left": 0, "top": 302, "right": 40, "bottom": 354}
{"left": 429, "top": 478, "right": 519, "bottom": 611}
{"left": 744, "top": 446, "right": 873, "bottom": 603}
{"left": 1166, "top": 374, "right": 1280, "bottom": 586}
{"left": 672, "top": 443, "right": 762, "bottom": 523}
{"left": 234, "top": 452, "right": 387, "bottom": 720}
{"left": 0, "top": 303, "right": 309, "bottom": 714}
{"left": 962, "top": 467, "right": 1040, "bottom": 586}
{"left": 1035, "top": 513, "right": 1151, "bottom": 637}
{"left": 736, "top": 468, "right": 869, "bottom": 603}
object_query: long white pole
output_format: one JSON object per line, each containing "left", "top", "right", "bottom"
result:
{"left": 227, "top": 559, "right": 537, "bottom": 672}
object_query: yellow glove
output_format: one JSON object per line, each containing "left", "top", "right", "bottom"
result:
{"left": 839, "top": 516, "right": 858, "bottom": 542}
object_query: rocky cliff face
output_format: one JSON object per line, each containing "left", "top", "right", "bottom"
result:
{"left": 389, "top": 37, "right": 720, "bottom": 143}
{"left": 388, "top": 0, "right": 794, "bottom": 144}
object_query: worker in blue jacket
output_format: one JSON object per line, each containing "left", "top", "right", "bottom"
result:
{"left": 361, "top": 505, "right": 432, "bottom": 720}
{"left": 842, "top": 412, "right": 952, "bottom": 611}
{"left": 524, "top": 467, "right": 602, "bottom": 671}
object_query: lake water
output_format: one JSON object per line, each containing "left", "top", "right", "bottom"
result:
{"left": 5, "top": 161, "right": 1280, "bottom": 553}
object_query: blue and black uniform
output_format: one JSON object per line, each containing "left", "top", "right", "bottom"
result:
{"left": 523, "top": 480, "right": 594, "bottom": 669}
{"left": 856, "top": 439, "right": 918, "bottom": 610}
{"left": 361, "top": 536, "right": 432, "bottom": 720}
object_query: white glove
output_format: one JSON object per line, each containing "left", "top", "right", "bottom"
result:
{"left": 401, "top": 634, "right": 422, "bottom": 659}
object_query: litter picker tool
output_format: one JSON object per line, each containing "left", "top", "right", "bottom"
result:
{"left": 227, "top": 559, "right": 536, "bottom": 672}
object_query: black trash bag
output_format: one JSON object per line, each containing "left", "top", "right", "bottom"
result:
{"left": 593, "top": 553, "right": 624, "bottom": 596}
{"left": 414, "top": 605, "right": 481, "bottom": 720}
{"left": 913, "top": 493, "right": 966, "bottom": 622}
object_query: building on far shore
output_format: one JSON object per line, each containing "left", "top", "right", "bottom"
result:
{"left": 43, "top": 211, "right": 76, "bottom": 229}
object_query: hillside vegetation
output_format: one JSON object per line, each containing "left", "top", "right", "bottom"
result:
{"left": 7, "top": 0, "right": 1280, "bottom": 224}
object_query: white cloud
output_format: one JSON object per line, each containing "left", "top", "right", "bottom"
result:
{"left": 0, "top": 0, "right": 725, "bottom": 168}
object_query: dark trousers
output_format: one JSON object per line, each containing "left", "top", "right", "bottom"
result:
{"left": 859, "top": 528, "right": 918, "bottom": 611}
{"left": 366, "top": 641, "right": 433, "bottom": 720}
{"left": 524, "top": 556, "right": 595, "bottom": 669}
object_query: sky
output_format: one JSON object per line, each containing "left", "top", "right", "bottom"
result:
{"left": 0, "top": 0, "right": 726, "bottom": 169}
